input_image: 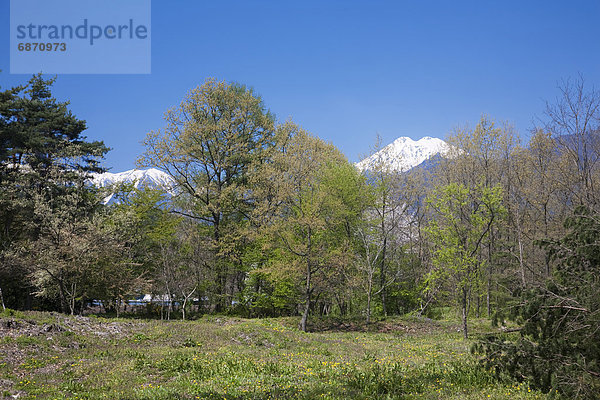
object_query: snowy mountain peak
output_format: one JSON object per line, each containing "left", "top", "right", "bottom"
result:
{"left": 91, "top": 168, "right": 174, "bottom": 189}
{"left": 90, "top": 168, "right": 175, "bottom": 204}
{"left": 357, "top": 136, "right": 450, "bottom": 172}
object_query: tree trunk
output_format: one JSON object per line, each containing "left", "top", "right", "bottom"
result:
{"left": 300, "top": 295, "right": 310, "bottom": 332}
{"left": 486, "top": 281, "right": 491, "bottom": 317}
{"left": 69, "top": 282, "right": 76, "bottom": 316}
{"left": 182, "top": 287, "right": 197, "bottom": 321}
{"left": 461, "top": 287, "right": 469, "bottom": 339}
{"left": 380, "top": 235, "right": 387, "bottom": 316}
{"left": 0, "top": 286, "right": 5, "bottom": 311}
{"left": 58, "top": 279, "right": 69, "bottom": 314}
{"left": 160, "top": 296, "right": 164, "bottom": 320}
{"left": 487, "top": 238, "right": 493, "bottom": 317}
{"left": 300, "top": 262, "right": 312, "bottom": 332}
{"left": 515, "top": 207, "right": 526, "bottom": 288}
{"left": 366, "top": 288, "right": 372, "bottom": 325}
{"left": 334, "top": 293, "right": 346, "bottom": 316}
{"left": 165, "top": 281, "right": 172, "bottom": 321}
{"left": 366, "top": 268, "right": 373, "bottom": 324}
{"left": 212, "top": 220, "right": 227, "bottom": 313}
{"left": 167, "top": 294, "right": 171, "bottom": 321}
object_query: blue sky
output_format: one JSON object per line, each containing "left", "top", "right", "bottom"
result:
{"left": 1, "top": 0, "right": 600, "bottom": 172}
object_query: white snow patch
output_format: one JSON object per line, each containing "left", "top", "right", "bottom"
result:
{"left": 356, "top": 136, "right": 450, "bottom": 172}
{"left": 89, "top": 168, "right": 175, "bottom": 204}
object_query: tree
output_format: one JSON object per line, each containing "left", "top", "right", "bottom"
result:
{"left": 357, "top": 135, "right": 425, "bottom": 320}
{"left": 477, "top": 206, "right": 600, "bottom": 398}
{"left": 543, "top": 76, "right": 600, "bottom": 209}
{"left": 24, "top": 184, "right": 143, "bottom": 315}
{"left": 146, "top": 205, "right": 199, "bottom": 321}
{"left": 509, "top": 129, "right": 566, "bottom": 285}
{"left": 138, "top": 78, "right": 277, "bottom": 311}
{"left": 354, "top": 219, "right": 383, "bottom": 324}
{"left": 0, "top": 74, "right": 108, "bottom": 310}
{"left": 255, "top": 127, "right": 361, "bottom": 331}
{"left": 440, "top": 116, "right": 520, "bottom": 316}
{"left": 361, "top": 136, "right": 404, "bottom": 317}
{"left": 425, "top": 182, "right": 504, "bottom": 338}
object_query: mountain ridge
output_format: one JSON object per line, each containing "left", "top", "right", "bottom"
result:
{"left": 90, "top": 168, "right": 175, "bottom": 204}
{"left": 356, "top": 136, "right": 449, "bottom": 172}
{"left": 91, "top": 135, "right": 451, "bottom": 196}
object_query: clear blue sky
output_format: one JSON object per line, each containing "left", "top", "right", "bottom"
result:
{"left": 2, "top": 0, "right": 600, "bottom": 172}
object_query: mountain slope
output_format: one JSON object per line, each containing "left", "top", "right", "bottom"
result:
{"left": 356, "top": 136, "right": 449, "bottom": 172}
{"left": 90, "top": 168, "right": 175, "bottom": 204}
{"left": 91, "top": 168, "right": 174, "bottom": 189}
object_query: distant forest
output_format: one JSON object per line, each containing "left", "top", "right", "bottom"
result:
{"left": 1, "top": 74, "right": 599, "bottom": 397}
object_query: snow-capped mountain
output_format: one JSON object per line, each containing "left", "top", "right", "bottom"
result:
{"left": 356, "top": 136, "right": 450, "bottom": 172}
{"left": 90, "top": 168, "right": 175, "bottom": 204}
{"left": 91, "top": 168, "right": 174, "bottom": 189}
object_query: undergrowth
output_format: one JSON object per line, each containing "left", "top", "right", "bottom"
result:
{"left": 0, "top": 311, "right": 549, "bottom": 399}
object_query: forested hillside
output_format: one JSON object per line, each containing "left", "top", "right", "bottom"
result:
{"left": 1, "top": 75, "right": 599, "bottom": 398}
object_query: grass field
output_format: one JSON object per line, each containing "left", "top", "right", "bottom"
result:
{"left": 0, "top": 310, "right": 548, "bottom": 399}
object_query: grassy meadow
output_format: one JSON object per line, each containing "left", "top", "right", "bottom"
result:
{"left": 0, "top": 310, "right": 548, "bottom": 399}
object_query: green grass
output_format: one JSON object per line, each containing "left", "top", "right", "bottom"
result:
{"left": 0, "top": 311, "right": 549, "bottom": 399}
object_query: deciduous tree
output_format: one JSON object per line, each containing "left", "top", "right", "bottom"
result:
{"left": 425, "top": 182, "right": 504, "bottom": 338}
{"left": 138, "top": 78, "right": 277, "bottom": 310}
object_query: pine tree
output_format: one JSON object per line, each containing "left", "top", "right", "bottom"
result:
{"left": 0, "top": 74, "right": 108, "bottom": 310}
{"left": 477, "top": 206, "right": 600, "bottom": 398}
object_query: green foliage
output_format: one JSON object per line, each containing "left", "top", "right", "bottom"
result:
{"left": 476, "top": 206, "right": 600, "bottom": 398}
{"left": 255, "top": 128, "right": 365, "bottom": 330}
{"left": 138, "top": 78, "right": 278, "bottom": 312}
{"left": 0, "top": 74, "right": 107, "bottom": 174}
{"left": 240, "top": 271, "right": 298, "bottom": 317}
{"left": 0, "top": 308, "right": 25, "bottom": 318}
{"left": 0, "top": 74, "right": 109, "bottom": 311}
{"left": 425, "top": 182, "right": 505, "bottom": 337}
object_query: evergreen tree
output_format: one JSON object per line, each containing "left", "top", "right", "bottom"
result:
{"left": 477, "top": 206, "right": 600, "bottom": 398}
{"left": 0, "top": 74, "right": 108, "bottom": 310}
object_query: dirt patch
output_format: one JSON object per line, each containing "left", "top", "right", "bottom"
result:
{"left": 375, "top": 318, "right": 447, "bottom": 335}
{"left": 0, "top": 318, "right": 41, "bottom": 338}
{"left": 231, "top": 332, "right": 274, "bottom": 348}
{"left": 0, "top": 344, "right": 28, "bottom": 366}
{"left": 0, "top": 315, "right": 138, "bottom": 340}
{"left": 0, "top": 378, "right": 23, "bottom": 399}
